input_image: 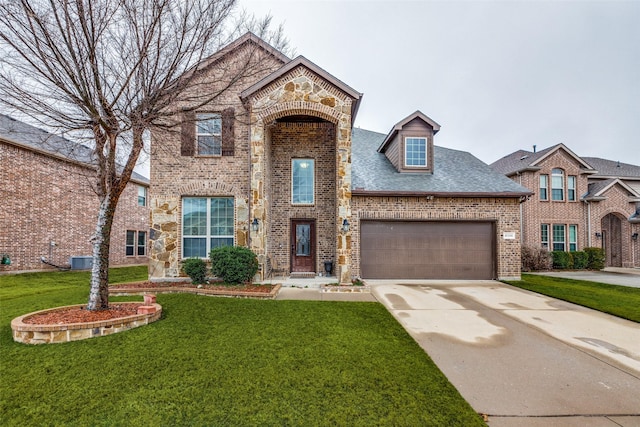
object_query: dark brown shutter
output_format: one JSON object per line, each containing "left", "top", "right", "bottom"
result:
{"left": 221, "top": 107, "right": 235, "bottom": 157}
{"left": 181, "top": 111, "right": 195, "bottom": 156}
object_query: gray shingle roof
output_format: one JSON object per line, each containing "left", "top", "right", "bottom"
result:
{"left": 352, "top": 128, "right": 530, "bottom": 195}
{"left": 0, "top": 114, "right": 149, "bottom": 184}
{"left": 582, "top": 157, "right": 640, "bottom": 179}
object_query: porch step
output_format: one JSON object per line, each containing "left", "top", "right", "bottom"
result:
{"left": 289, "top": 272, "right": 316, "bottom": 279}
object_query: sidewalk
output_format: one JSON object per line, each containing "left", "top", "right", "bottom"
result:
{"left": 531, "top": 268, "right": 640, "bottom": 288}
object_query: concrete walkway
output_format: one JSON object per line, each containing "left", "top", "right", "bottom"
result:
{"left": 530, "top": 268, "right": 640, "bottom": 288}
{"left": 368, "top": 280, "right": 640, "bottom": 427}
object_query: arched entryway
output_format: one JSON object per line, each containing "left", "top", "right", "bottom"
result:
{"left": 601, "top": 213, "right": 623, "bottom": 267}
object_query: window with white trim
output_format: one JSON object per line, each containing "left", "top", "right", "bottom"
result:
{"left": 404, "top": 137, "right": 427, "bottom": 167}
{"left": 292, "top": 159, "right": 314, "bottom": 204}
{"left": 551, "top": 168, "right": 564, "bottom": 201}
{"left": 126, "top": 230, "right": 146, "bottom": 256}
{"left": 541, "top": 224, "right": 549, "bottom": 249}
{"left": 552, "top": 224, "right": 565, "bottom": 251}
{"left": 126, "top": 230, "right": 136, "bottom": 256}
{"left": 567, "top": 176, "right": 576, "bottom": 201}
{"left": 539, "top": 174, "right": 549, "bottom": 201}
{"left": 196, "top": 113, "right": 222, "bottom": 156}
{"left": 569, "top": 225, "right": 577, "bottom": 252}
{"left": 138, "top": 186, "right": 147, "bottom": 206}
{"left": 137, "top": 231, "right": 147, "bottom": 256}
{"left": 182, "top": 197, "right": 234, "bottom": 258}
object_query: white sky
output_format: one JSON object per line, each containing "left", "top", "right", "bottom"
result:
{"left": 240, "top": 0, "right": 640, "bottom": 166}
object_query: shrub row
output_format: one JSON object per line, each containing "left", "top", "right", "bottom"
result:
{"left": 522, "top": 246, "right": 605, "bottom": 271}
{"left": 181, "top": 246, "right": 259, "bottom": 284}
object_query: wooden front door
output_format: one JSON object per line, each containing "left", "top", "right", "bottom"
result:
{"left": 291, "top": 220, "right": 315, "bottom": 273}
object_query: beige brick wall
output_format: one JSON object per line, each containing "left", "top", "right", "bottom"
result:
{"left": 351, "top": 196, "right": 523, "bottom": 280}
{"left": 1, "top": 141, "right": 149, "bottom": 273}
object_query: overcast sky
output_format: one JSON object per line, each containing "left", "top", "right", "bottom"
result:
{"left": 240, "top": 0, "right": 639, "bottom": 166}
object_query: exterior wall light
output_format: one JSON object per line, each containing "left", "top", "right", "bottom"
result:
{"left": 595, "top": 232, "right": 602, "bottom": 238}
{"left": 251, "top": 218, "right": 259, "bottom": 232}
{"left": 342, "top": 219, "right": 350, "bottom": 233}
{"left": 632, "top": 233, "right": 639, "bottom": 240}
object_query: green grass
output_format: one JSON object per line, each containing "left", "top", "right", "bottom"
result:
{"left": 0, "top": 267, "right": 483, "bottom": 426}
{"left": 504, "top": 273, "right": 640, "bottom": 323}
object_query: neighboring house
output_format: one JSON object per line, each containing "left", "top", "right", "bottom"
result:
{"left": 491, "top": 144, "right": 640, "bottom": 268}
{"left": 149, "top": 33, "right": 530, "bottom": 283}
{"left": 0, "top": 114, "right": 149, "bottom": 273}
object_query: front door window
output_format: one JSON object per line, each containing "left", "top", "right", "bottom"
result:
{"left": 296, "top": 224, "right": 311, "bottom": 256}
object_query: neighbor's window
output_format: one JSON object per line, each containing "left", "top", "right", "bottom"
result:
{"left": 551, "top": 168, "right": 564, "bottom": 201}
{"left": 539, "top": 174, "right": 549, "bottom": 201}
{"left": 138, "top": 185, "right": 147, "bottom": 206}
{"left": 137, "top": 231, "right": 147, "bottom": 256}
{"left": 552, "top": 224, "right": 565, "bottom": 251}
{"left": 196, "top": 113, "right": 222, "bottom": 156}
{"left": 540, "top": 224, "right": 549, "bottom": 249}
{"left": 126, "top": 230, "right": 136, "bottom": 256}
{"left": 567, "top": 176, "right": 576, "bottom": 201}
{"left": 569, "top": 225, "right": 577, "bottom": 252}
{"left": 182, "top": 197, "right": 234, "bottom": 258}
{"left": 292, "top": 159, "right": 314, "bottom": 204}
{"left": 404, "top": 137, "right": 427, "bottom": 167}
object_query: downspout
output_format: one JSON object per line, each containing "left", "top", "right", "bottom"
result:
{"left": 517, "top": 172, "right": 523, "bottom": 241}
{"left": 584, "top": 199, "right": 592, "bottom": 247}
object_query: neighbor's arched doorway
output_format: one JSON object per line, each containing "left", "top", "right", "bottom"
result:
{"left": 601, "top": 213, "right": 623, "bottom": 267}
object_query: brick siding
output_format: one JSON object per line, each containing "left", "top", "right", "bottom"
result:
{"left": 0, "top": 141, "right": 148, "bottom": 273}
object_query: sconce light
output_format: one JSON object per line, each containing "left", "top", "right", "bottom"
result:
{"left": 341, "top": 219, "right": 350, "bottom": 233}
{"left": 632, "top": 233, "right": 639, "bottom": 241}
{"left": 595, "top": 232, "right": 602, "bottom": 238}
{"left": 251, "top": 218, "right": 259, "bottom": 232}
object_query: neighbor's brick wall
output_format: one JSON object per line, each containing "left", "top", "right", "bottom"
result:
{"left": 268, "top": 122, "right": 336, "bottom": 274}
{"left": 351, "top": 196, "right": 523, "bottom": 280}
{"left": 0, "top": 141, "right": 148, "bottom": 273}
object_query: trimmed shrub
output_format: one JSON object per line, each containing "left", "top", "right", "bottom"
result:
{"left": 182, "top": 258, "right": 208, "bottom": 284}
{"left": 551, "top": 251, "right": 573, "bottom": 269}
{"left": 210, "top": 246, "right": 259, "bottom": 284}
{"left": 584, "top": 247, "right": 605, "bottom": 270}
{"left": 571, "top": 251, "right": 588, "bottom": 269}
{"left": 521, "top": 246, "right": 552, "bottom": 271}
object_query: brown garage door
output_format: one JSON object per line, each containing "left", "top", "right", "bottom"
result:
{"left": 360, "top": 221, "right": 495, "bottom": 279}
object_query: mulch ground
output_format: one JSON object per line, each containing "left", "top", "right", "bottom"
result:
{"left": 23, "top": 304, "right": 144, "bottom": 325}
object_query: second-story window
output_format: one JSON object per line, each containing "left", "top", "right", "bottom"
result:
{"left": 196, "top": 113, "right": 222, "bottom": 156}
{"left": 551, "top": 168, "right": 564, "bottom": 201}
{"left": 404, "top": 137, "right": 427, "bottom": 167}
{"left": 539, "top": 174, "right": 549, "bottom": 201}
{"left": 292, "top": 159, "right": 314, "bottom": 204}
{"left": 137, "top": 185, "right": 147, "bottom": 207}
{"left": 567, "top": 175, "right": 576, "bottom": 201}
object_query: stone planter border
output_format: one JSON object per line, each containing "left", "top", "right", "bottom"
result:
{"left": 110, "top": 283, "right": 281, "bottom": 299}
{"left": 11, "top": 302, "right": 162, "bottom": 345}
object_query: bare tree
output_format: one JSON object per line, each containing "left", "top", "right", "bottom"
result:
{"left": 0, "top": 0, "right": 289, "bottom": 310}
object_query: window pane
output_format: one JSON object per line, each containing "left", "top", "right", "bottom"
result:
{"left": 126, "top": 230, "right": 135, "bottom": 256}
{"left": 138, "top": 186, "right": 146, "bottom": 206}
{"left": 296, "top": 224, "right": 311, "bottom": 256}
{"left": 539, "top": 175, "right": 548, "bottom": 200}
{"left": 551, "top": 169, "right": 564, "bottom": 201}
{"left": 137, "top": 231, "right": 146, "bottom": 256}
{"left": 196, "top": 114, "right": 222, "bottom": 155}
{"left": 292, "top": 159, "right": 314, "bottom": 204}
{"left": 567, "top": 176, "right": 576, "bottom": 201}
{"left": 183, "top": 198, "right": 207, "bottom": 236}
{"left": 569, "top": 225, "right": 577, "bottom": 252}
{"left": 552, "top": 224, "right": 565, "bottom": 251}
{"left": 540, "top": 224, "right": 549, "bottom": 249}
{"left": 210, "top": 197, "right": 234, "bottom": 236}
{"left": 405, "top": 137, "right": 427, "bottom": 166}
{"left": 211, "top": 237, "right": 234, "bottom": 250}
{"left": 184, "top": 238, "right": 206, "bottom": 258}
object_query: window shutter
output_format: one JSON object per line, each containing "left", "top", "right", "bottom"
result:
{"left": 221, "top": 107, "right": 235, "bottom": 157}
{"left": 181, "top": 111, "right": 195, "bottom": 156}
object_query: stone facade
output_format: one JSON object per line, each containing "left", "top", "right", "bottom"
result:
{"left": 351, "top": 196, "right": 523, "bottom": 280}
{"left": 0, "top": 140, "right": 149, "bottom": 273}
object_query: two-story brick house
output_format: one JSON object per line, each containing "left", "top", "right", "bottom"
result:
{"left": 149, "top": 33, "right": 531, "bottom": 283}
{"left": 491, "top": 144, "right": 640, "bottom": 268}
{"left": 0, "top": 114, "right": 149, "bottom": 273}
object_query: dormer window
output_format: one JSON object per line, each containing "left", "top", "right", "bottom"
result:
{"left": 405, "top": 137, "right": 427, "bottom": 167}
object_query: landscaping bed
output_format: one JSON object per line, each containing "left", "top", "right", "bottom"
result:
{"left": 109, "top": 281, "right": 280, "bottom": 299}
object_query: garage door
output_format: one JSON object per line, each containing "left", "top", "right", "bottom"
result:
{"left": 360, "top": 221, "right": 495, "bottom": 279}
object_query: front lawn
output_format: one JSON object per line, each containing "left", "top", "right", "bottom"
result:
{"left": 504, "top": 273, "right": 640, "bottom": 323}
{"left": 0, "top": 267, "right": 483, "bottom": 426}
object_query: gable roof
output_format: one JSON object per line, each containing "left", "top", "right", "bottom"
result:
{"left": 240, "top": 55, "right": 363, "bottom": 121}
{"left": 378, "top": 110, "right": 440, "bottom": 153}
{"left": 0, "top": 114, "right": 149, "bottom": 184}
{"left": 490, "top": 143, "right": 595, "bottom": 176}
{"left": 583, "top": 178, "right": 640, "bottom": 201}
{"left": 352, "top": 128, "right": 531, "bottom": 197}
{"left": 582, "top": 157, "right": 640, "bottom": 179}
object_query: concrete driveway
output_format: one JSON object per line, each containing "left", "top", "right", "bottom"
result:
{"left": 369, "top": 280, "right": 640, "bottom": 426}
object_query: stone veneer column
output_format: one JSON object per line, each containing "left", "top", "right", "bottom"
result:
{"left": 249, "top": 117, "right": 267, "bottom": 278}
{"left": 336, "top": 113, "right": 352, "bottom": 284}
{"left": 149, "top": 197, "right": 180, "bottom": 278}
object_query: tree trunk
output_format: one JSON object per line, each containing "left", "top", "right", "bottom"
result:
{"left": 87, "top": 195, "right": 118, "bottom": 310}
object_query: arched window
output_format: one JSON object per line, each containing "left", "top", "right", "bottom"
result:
{"left": 551, "top": 168, "right": 564, "bottom": 201}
